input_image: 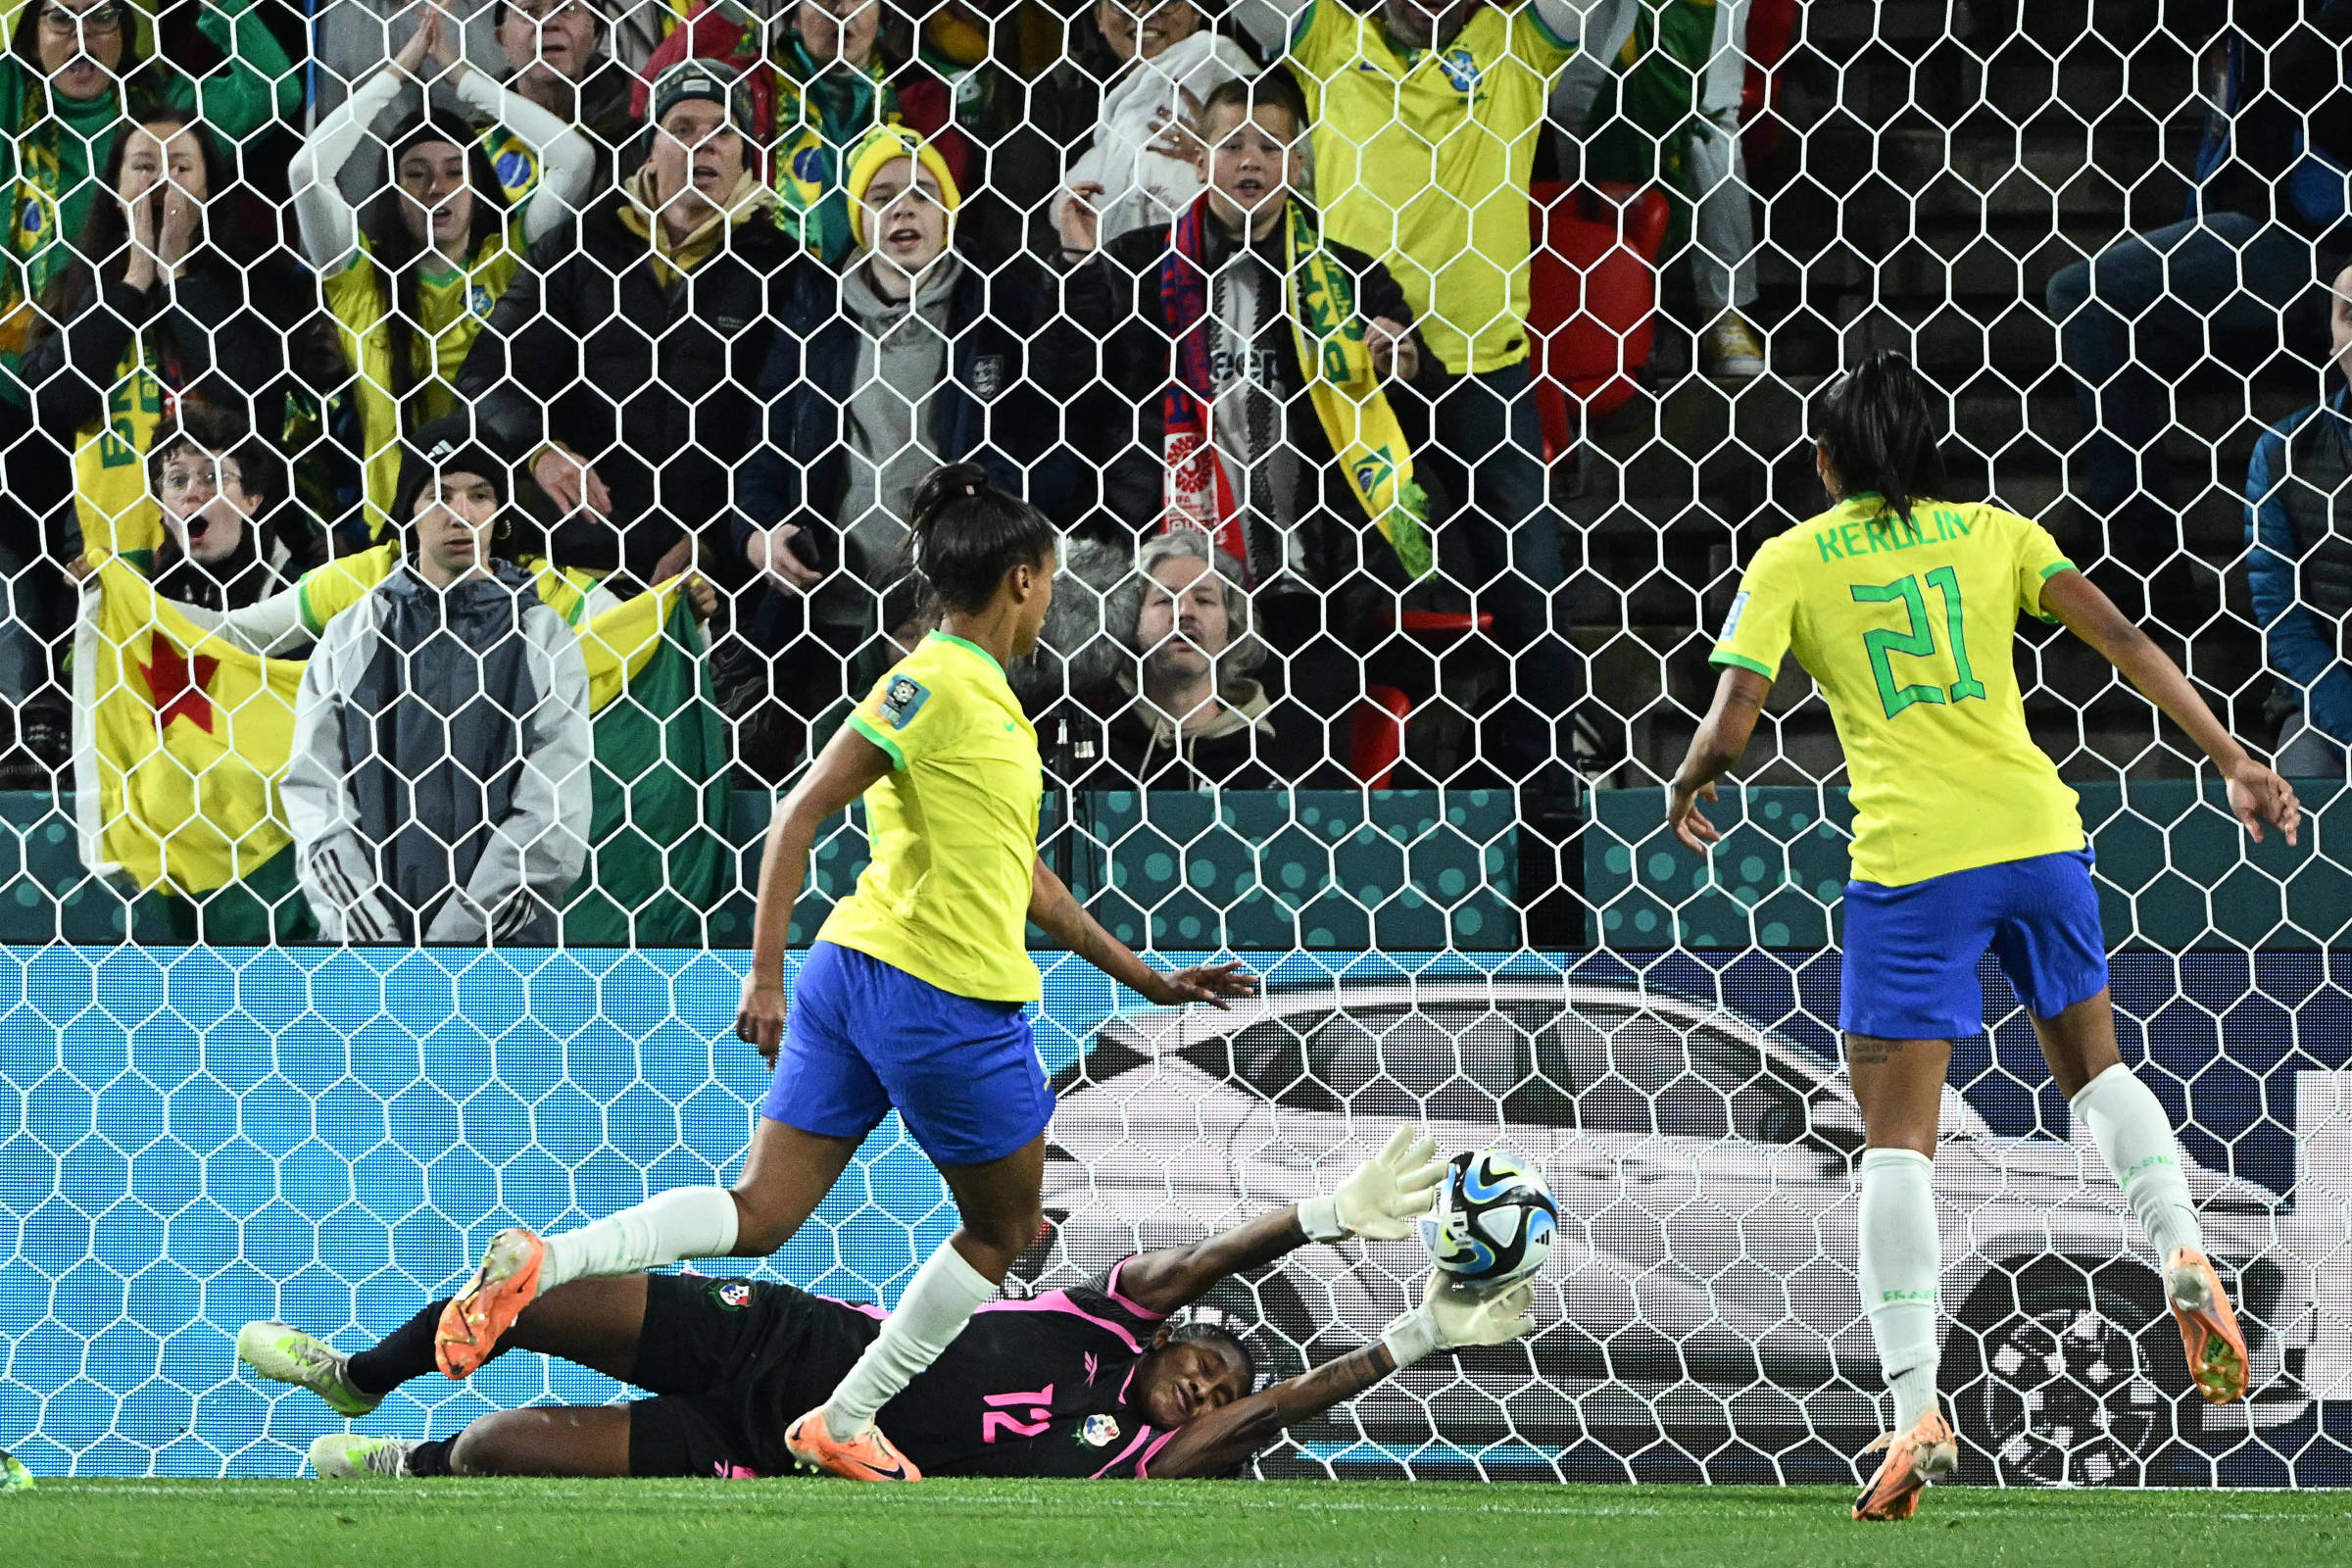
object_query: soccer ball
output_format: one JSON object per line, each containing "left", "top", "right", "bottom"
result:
{"left": 1426, "top": 1150, "right": 1556, "bottom": 1289}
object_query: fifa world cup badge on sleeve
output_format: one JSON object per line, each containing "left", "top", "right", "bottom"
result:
{"left": 1719, "top": 591, "right": 1750, "bottom": 641}
{"left": 880, "top": 675, "right": 930, "bottom": 730}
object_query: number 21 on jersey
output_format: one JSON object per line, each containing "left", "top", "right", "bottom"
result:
{"left": 1850, "top": 566, "right": 1986, "bottom": 718}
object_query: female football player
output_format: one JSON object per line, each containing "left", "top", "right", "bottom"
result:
{"left": 432, "top": 463, "right": 1255, "bottom": 1482}
{"left": 1666, "top": 352, "right": 2300, "bottom": 1521}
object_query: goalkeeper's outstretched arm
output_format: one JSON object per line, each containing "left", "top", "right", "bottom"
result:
{"left": 1113, "top": 1127, "right": 1451, "bottom": 1314}
{"left": 1143, "top": 1275, "right": 1539, "bottom": 1480}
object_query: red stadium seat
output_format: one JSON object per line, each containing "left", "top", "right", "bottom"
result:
{"left": 1741, "top": 0, "right": 1801, "bottom": 167}
{"left": 1527, "top": 182, "right": 1673, "bottom": 466}
{"left": 1349, "top": 685, "right": 1413, "bottom": 789}
{"left": 1375, "top": 610, "right": 1495, "bottom": 637}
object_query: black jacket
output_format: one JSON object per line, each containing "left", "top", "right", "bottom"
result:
{"left": 20, "top": 257, "right": 292, "bottom": 463}
{"left": 730, "top": 248, "right": 1084, "bottom": 651}
{"left": 1064, "top": 217, "right": 1444, "bottom": 587}
{"left": 457, "top": 191, "right": 811, "bottom": 580}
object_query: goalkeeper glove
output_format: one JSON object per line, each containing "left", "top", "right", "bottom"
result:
{"left": 1379, "top": 1272, "right": 1539, "bottom": 1371}
{"left": 1298, "top": 1125, "right": 1446, "bottom": 1244}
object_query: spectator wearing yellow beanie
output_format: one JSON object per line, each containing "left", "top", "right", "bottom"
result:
{"left": 843, "top": 126, "right": 964, "bottom": 250}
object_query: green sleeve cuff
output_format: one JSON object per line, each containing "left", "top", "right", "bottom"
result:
{"left": 2033, "top": 559, "right": 2079, "bottom": 621}
{"left": 297, "top": 579, "right": 321, "bottom": 639}
{"left": 1710, "top": 651, "right": 1777, "bottom": 678}
{"left": 1528, "top": 5, "right": 1575, "bottom": 54}
{"left": 847, "top": 712, "right": 907, "bottom": 769}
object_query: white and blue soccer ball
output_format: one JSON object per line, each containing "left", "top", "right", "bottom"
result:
{"left": 1425, "top": 1149, "right": 1556, "bottom": 1289}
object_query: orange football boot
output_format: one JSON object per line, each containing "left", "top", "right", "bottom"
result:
{"left": 435, "top": 1228, "right": 545, "bottom": 1379}
{"left": 785, "top": 1409, "right": 923, "bottom": 1483}
{"left": 2166, "top": 1248, "right": 2249, "bottom": 1404}
{"left": 1852, "top": 1407, "right": 1958, "bottom": 1522}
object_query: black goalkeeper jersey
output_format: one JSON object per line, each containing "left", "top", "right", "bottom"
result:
{"left": 867, "top": 1257, "right": 1179, "bottom": 1479}
{"left": 650, "top": 1259, "right": 1184, "bottom": 1480}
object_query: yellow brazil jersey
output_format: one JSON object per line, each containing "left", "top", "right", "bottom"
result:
{"left": 1288, "top": 0, "right": 1575, "bottom": 375}
{"left": 819, "top": 631, "right": 1046, "bottom": 1003}
{"left": 319, "top": 223, "right": 524, "bottom": 538}
{"left": 69, "top": 336, "right": 169, "bottom": 565}
{"left": 1710, "top": 495, "right": 2086, "bottom": 887}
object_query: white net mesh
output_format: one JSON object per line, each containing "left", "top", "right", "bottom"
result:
{"left": 0, "top": 0, "right": 2350, "bottom": 1487}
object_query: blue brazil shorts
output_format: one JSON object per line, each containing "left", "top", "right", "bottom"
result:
{"left": 1839, "top": 848, "right": 2109, "bottom": 1040}
{"left": 760, "top": 940, "right": 1054, "bottom": 1166}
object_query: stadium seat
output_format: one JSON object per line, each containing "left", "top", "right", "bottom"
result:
{"left": 1742, "top": 0, "right": 1802, "bottom": 167}
{"left": 1349, "top": 685, "right": 1413, "bottom": 789}
{"left": 1375, "top": 610, "right": 1495, "bottom": 637}
{"left": 1527, "top": 182, "right": 1673, "bottom": 466}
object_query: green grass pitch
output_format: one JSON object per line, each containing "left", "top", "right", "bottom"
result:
{"left": 5, "top": 1479, "right": 2346, "bottom": 1567}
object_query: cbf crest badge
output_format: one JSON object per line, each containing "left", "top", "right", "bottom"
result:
{"left": 879, "top": 674, "right": 930, "bottom": 730}
{"left": 1077, "top": 1413, "right": 1120, "bottom": 1448}
{"left": 1439, "top": 47, "right": 1483, "bottom": 92}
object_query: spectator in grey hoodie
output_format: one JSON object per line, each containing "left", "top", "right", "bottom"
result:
{"left": 283, "top": 416, "right": 592, "bottom": 946}
{"left": 732, "top": 127, "right": 1079, "bottom": 746}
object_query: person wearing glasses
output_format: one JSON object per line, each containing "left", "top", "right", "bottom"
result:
{"left": 0, "top": 0, "right": 297, "bottom": 781}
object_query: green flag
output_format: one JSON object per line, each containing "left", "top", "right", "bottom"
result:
{"left": 564, "top": 596, "right": 733, "bottom": 946}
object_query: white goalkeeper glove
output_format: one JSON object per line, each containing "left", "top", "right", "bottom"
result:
{"left": 1298, "top": 1125, "right": 1446, "bottom": 1244}
{"left": 1379, "top": 1272, "right": 1539, "bottom": 1371}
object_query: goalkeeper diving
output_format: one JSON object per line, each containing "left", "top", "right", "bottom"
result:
{"left": 241, "top": 1130, "right": 1536, "bottom": 1482}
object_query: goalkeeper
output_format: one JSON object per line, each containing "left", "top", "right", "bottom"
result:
{"left": 1667, "top": 351, "right": 2301, "bottom": 1522}
{"left": 240, "top": 1130, "right": 1536, "bottom": 1483}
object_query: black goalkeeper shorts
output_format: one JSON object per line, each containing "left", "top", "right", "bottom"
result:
{"left": 622, "top": 1274, "right": 874, "bottom": 1479}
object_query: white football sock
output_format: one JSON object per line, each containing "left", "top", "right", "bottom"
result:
{"left": 822, "top": 1241, "right": 1000, "bottom": 1442}
{"left": 537, "top": 1187, "right": 743, "bottom": 1292}
{"left": 1857, "top": 1147, "right": 1941, "bottom": 1433}
{"left": 2072, "top": 1061, "right": 2206, "bottom": 1263}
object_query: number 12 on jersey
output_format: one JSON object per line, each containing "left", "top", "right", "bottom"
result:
{"left": 1850, "top": 566, "right": 1987, "bottom": 718}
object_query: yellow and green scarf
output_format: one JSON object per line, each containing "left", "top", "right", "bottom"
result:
{"left": 1160, "top": 195, "right": 1432, "bottom": 579}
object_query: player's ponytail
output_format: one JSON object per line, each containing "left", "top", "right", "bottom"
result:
{"left": 905, "top": 462, "right": 1058, "bottom": 614}
{"left": 1816, "top": 350, "right": 1951, "bottom": 525}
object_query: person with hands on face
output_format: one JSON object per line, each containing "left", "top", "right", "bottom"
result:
{"left": 20, "top": 112, "right": 295, "bottom": 567}
{"left": 290, "top": 2, "right": 593, "bottom": 543}
{"left": 1666, "top": 352, "right": 2297, "bottom": 1524}
{"left": 429, "top": 464, "right": 1255, "bottom": 1489}
{"left": 248, "top": 1124, "right": 1539, "bottom": 1485}
{"left": 1052, "top": 0, "right": 1256, "bottom": 261}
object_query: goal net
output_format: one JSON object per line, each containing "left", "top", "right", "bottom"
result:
{"left": 1, "top": 0, "right": 2349, "bottom": 1488}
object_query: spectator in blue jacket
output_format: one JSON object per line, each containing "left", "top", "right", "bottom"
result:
{"left": 732, "top": 127, "right": 1080, "bottom": 738}
{"left": 2247, "top": 261, "right": 2352, "bottom": 775}
{"left": 2051, "top": 2, "right": 2352, "bottom": 602}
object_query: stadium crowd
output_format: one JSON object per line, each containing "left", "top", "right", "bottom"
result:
{"left": 0, "top": 0, "right": 1785, "bottom": 941}
{"left": 7, "top": 0, "right": 2346, "bottom": 945}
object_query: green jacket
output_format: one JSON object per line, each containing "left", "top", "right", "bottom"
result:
{"left": 0, "top": 0, "right": 299, "bottom": 404}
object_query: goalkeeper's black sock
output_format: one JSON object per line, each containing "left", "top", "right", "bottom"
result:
{"left": 348, "top": 1300, "right": 450, "bottom": 1396}
{"left": 408, "top": 1437, "right": 456, "bottom": 1478}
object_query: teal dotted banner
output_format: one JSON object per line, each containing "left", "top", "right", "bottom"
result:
{"left": 1586, "top": 779, "right": 2352, "bottom": 951}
